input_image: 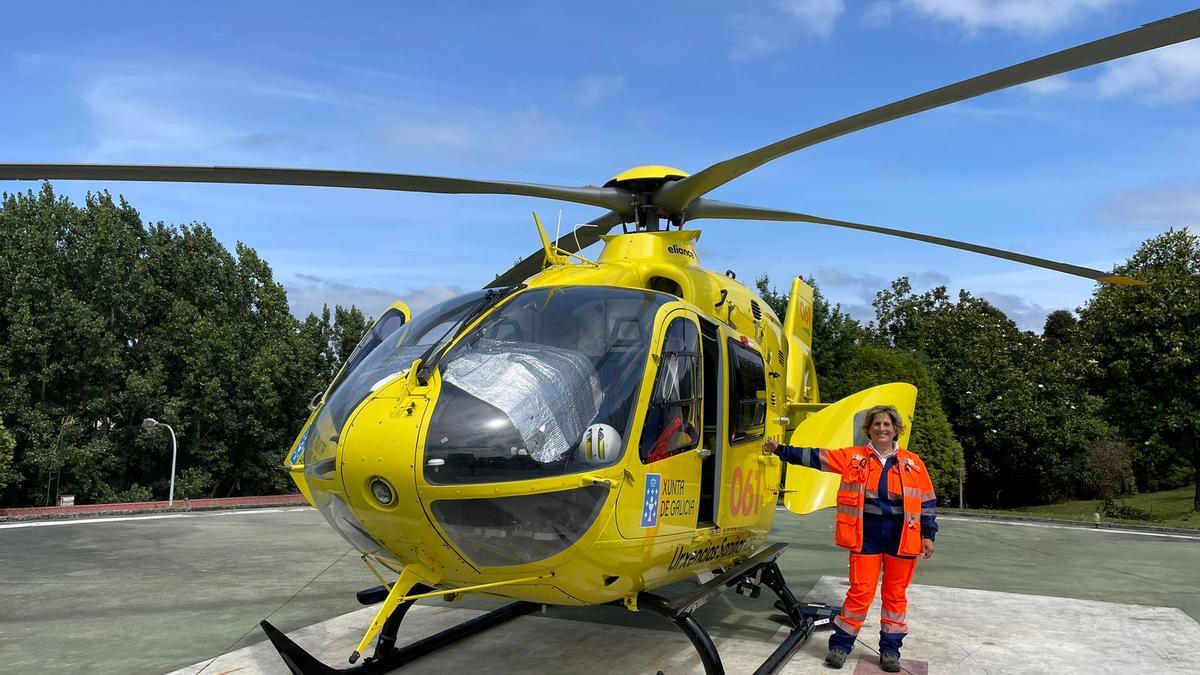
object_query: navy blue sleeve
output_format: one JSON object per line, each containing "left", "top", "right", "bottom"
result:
{"left": 775, "top": 445, "right": 833, "bottom": 472}
{"left": 920, "top": 498, "right": 938, "bottom": 541}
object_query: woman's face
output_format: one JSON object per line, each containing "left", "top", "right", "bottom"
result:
{"left": 868, "top": 412, "right": 897, "bottom": 447}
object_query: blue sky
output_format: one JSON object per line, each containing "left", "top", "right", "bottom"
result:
{"left": 3, "top": 1, "right": 1198, "bottom": 330}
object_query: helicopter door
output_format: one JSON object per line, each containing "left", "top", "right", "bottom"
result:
{"left": 697, "top": 318, "right": 721, "bottom": 527}
{"left": 716, "top": 333, "right": 772, "bottom": 529}
{"left": 615, "top": 308, "right": 704, "bottom": 539}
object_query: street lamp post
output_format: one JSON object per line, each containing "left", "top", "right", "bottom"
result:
{"left": 143, "top": 418, "right": 178, "bottom": 508}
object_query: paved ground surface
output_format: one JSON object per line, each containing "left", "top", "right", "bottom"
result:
{"left": 3, "top": 506, "right": 1199, "bottom": 674}
{"left": 167, "top": 576, "right": 1200, "bottom": 675}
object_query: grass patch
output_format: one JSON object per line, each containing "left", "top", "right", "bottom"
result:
{"left": 952, "top": 486, "right": 1198, "bottom": 530}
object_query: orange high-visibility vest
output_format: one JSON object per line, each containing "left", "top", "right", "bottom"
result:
{"left": 821, "top": 446, "right": 936, "bottom": 557}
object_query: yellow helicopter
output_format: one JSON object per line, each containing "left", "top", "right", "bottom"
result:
{"left": 2, "top": 9, "right": 1196, "bottom": 674}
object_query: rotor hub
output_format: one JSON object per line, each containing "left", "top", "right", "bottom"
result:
{"left": 604, "top": 165, "right": 689, "bottom": 230}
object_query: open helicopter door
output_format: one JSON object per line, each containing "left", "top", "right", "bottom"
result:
{"left": 615, "top": 305, "right": 706, "bottom": 539}
{"left": 714, "top": 330, "right": 779, "bottom": 530}
{"left": 284, "top": 299, "right": 411, "bottom": 506}
{"left": 781, "top": 383, "right": 917, "bottom": 515}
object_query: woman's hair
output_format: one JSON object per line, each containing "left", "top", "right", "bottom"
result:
{"left": 861, "top": 405, "right": 906, "bottom": 441}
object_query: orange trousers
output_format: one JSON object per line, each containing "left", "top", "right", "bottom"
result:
{"left": 832, "top": 553, "right": 917, "bottom": 638}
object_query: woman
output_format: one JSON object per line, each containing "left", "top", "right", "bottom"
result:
{"left": 764, "top": 405, "right": 937, "bottom": 672}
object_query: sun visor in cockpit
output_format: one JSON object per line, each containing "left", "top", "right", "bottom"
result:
{"left": 443, "top": 339, "right": 603, "bottom": 463}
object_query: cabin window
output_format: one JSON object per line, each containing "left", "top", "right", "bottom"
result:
{"left": 639, "top": 318, "right": 701, "bottom": 464}
{"left": 727, "top": 339, "right": 766, "bottom": 442}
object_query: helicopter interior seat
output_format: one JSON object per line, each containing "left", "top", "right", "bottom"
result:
{"left": 587, "top": 317, "right": 644, "bottom": 430}
{"left": 489, "top": 318, "right": 524, "bottom": 343}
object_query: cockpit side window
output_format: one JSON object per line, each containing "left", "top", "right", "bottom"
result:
{"left": 727, "top": 339, "right": 767, "bottom": 443}
{"left": 640, "top": 317, "right": 701, "bottom": 464}
{"left": 326, "top": 307, "right": 409, "bottom": 398}
{"left": 307, "top": 290, "right": 487, "bottom": 468}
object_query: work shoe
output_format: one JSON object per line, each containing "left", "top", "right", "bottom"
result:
{"left": 824, "top": 648, "right": 849, "bottom": 669}
{"left": 879, "top": 651, "right": 902, "bottom": 673}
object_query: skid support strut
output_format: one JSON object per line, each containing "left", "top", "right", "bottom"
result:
{"left": 260, "top": 589, "right": 537, "bottom": 675}
{"left": 637, "top": 542, "right": 840, "bottom": 675}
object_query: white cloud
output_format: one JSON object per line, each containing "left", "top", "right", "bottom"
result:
{"left": 1023, "top": 43, "right": 1200, "bottom": 105}
{"left": 863, "top": 1, "right": 896, "bottom": 27}
{"left": 575, "top": 75, "right": 626, "bottom": 107}
{"left": 880, "top": 0, "right": 1124, "bottom": 36}
{"left": 816, "top": 267, "right": 885, "bottom": 292}
{"left": 728, "top": 0, "right": 845, "bottom": 62}
{"left": 1101, "top": 185, "right": 1200, "bottom": 231}
{"left": 841, "top": 302, "right": 876, "bottom": 324}
{"left": 84, "top": 75, "right": 226, "bottom": 159}
{"left": 980, "top": 291, "right": 1056, "bottom": 332}
{"left": 1021, "top": 74, "right": 1075, "bottom": 95}
{"left": 286, "top": 274, "right": 465, "bottom": 320}
{"left": 912, "top": 271, "right": 952, "bottom": 287}
{"left": 1095, "top": 42, "right": 1200, "bottom": 104}
{"left": 776, "top": 0, "right": 845, "bottom": 37}
{"left": 378, "top": 108, "right": 563, "bottom": 165}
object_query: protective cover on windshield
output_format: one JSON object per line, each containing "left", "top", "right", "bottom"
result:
{"left": 425, "top": 286, "right": 671, "bottom": 484}
{"left": 443, "top": 339, "right": 602, "bottom": 464}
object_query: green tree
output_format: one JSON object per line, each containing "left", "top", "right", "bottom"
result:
{"left": 874, "top": 278, "right": 1104, "bottom": 505}
{"left": 0, "top": 417, "right": 15, "bottom": 495}
{"left": 333, "top": 305, "right": 369, "bottom": 365}
{"left": 1042, "top": 309, "right": 1078, "bottom": 345}
{"left": 0, "top": 185, "right": 362, "bottom": 506}
{"left": 1079, "top": 228, "right": 1200, "bottom": 510}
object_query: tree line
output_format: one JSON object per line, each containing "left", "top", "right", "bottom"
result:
{"left": 757, "top": 225, "right": 1199, "bottom": 511}
{"left": 1, "top": 186, "right": 1197, "bottom": 511}
{"left": 0, "top": 186, "right": 368, "bottom": 506}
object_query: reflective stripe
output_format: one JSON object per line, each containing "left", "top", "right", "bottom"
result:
{"left": 881, "top": 608, "right": 906, "bottom": 622}
{"left": 921, "top": 507, "right": 936, "bottom": 516}
{"left": 863, "top": 503, "right": 884, "bottom": 515}
{"left": 833, "top": 615, "right": 862, "bottom": 635}
{"left": 818, "top": 449, "right": 833, "bottom": 472}
{"left": 801, "top": 448, "right": 819, "bottom": 468}
{"left": 841, "top": 608, "right": 868, "bottom": 621}
{"left": 865, "top": 489, "right": 879, "bottom": 499}
{"left": 880, "top": 622, "right": 908, "bottom": 634}
{"left": 836, "top": 503, "right": 861, "bottom": 517}
{"left": 903, "top": 487, "right": 923, "bottom": 499}
{"left": 921, "top": 490, "right": 937, "bottom": 502}
{"left": 840, "top": 482, "right": 865, "bottom": 494}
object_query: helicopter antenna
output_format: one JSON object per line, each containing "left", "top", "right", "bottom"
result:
{"left": 555, "top": 209, "right": 563, "bottom": 244}
{"left": 573, "top": 222, "right": 582, "bottom": 254}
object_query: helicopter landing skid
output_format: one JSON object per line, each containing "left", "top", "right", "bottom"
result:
{"left": 637, "top": 542, "right": 840, "bottom": 675}
{"left": 260, "top": 597, "right": 538, "bottom": 675}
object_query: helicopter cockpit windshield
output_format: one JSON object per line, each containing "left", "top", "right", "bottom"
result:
{"left": 424, "top": 286, "right": 671, "bottom": 484}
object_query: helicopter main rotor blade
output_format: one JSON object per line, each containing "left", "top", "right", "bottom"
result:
{"left": 686, "top": 198, "right": 1144, "bottom": 285}
{"left": 654, "top": 9, "right": 1200, "bottom": 213}
{"left": 486, "top": 211, "right": 625, "bottom": 288}
{"left": 0, "top": 163, "right": 635, "bottom": 213}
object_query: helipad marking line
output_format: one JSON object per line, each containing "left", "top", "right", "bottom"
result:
{"left": 0, "top": 506, "right": 311, "bottom": 529}
{"left": 774, "top": 506, "right": 1200, "bottom": 540}
{"left": 0, "top": 514, "right": 189, "bottom": 529}
{"left": 937, "top": 515, "right": 1200, "bottom": 540}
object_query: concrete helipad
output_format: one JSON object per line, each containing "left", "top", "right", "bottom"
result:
{"left": 169, "top": 576, "right": 1200, "bottom": 675}
{"left": 3, "top": 506, "right": 1200, "bottom": 674}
